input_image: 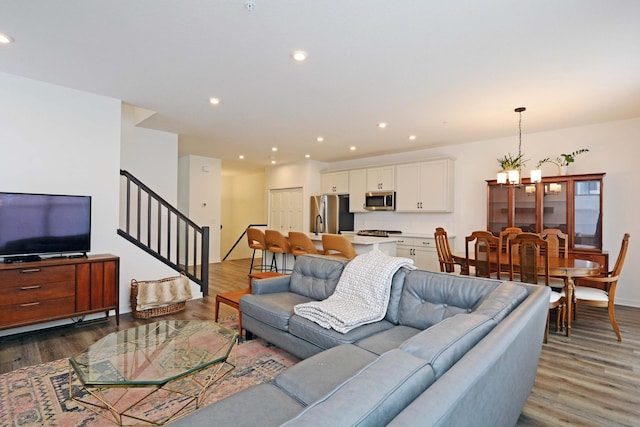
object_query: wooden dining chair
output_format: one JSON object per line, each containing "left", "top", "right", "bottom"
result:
{"left": 288, "top": 231, "right": 322, "bottom": 257}
{"left": 434, "top": 227, "right": 460, "bottom": 273}
{"left": 508, "top": 232, "right": 564, "bottom": 343}
{"left": 540, "top": 228, "right": 568, "bottom": 258}
{"left": 321, "top": 234, "right": 357, "bottom": 259}
{"left": 540, "top": 228, "right": 569, "bottom": 289}
{"left": 465, "top": 231, "right": 500, "bottom": 278}
{"left": 572, "top": 233, "right": 630, "bottom": 341}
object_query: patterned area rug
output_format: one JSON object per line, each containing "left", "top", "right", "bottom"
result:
{"left": 0, "top": 318, "right": 299, "bottom": 426}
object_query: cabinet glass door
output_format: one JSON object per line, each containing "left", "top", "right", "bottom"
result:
{"left": 488, "top": 185, "right": 508, "bottom": 235}
{"left": 514, "top": 185, "right": 536, "bottom": 232}
{"left": 574, "top": 179, "right": 601, "bottom": 250}
{"left": 542, "top": 181, "right": 568, "bottom": 233}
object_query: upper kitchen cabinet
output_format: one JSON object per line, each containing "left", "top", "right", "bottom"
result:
{"left": 487, "top": 173, "right": 606, "bottom": 266}
{"left": 396, "top": 159, "right": 454, "bottom": 212}
{"left": 321, "top": 171, "right": 349, "bottom": 194}
{"left": 348, "top": 169, "right": 367, "bottom": 213}
{"left": 366, "top": 166, "right": 395, "bottom": 191}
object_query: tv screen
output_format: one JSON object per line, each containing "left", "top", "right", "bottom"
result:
{"left": 0, "top": 192, "right": 91, "bottom": 260}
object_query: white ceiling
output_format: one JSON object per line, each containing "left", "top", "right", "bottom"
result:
{"left": 1, "top": 1, "right": 639, "bottom": 172}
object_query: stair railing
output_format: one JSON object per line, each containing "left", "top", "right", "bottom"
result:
{"left": 223, "top": 224, "right": 267, "bottom": 261}
{"left": 118, "top": 170, "right": 210, "bottom": 295}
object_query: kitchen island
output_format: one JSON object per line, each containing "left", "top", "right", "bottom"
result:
{"left": 306, "top": 232, "right": 398, "bottom": 256}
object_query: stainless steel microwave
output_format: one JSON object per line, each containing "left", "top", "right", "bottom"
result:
{"left": 364, "top": 191, "right": 395, "bottom": 211}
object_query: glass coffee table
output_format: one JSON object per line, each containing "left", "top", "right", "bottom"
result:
{"left": 69, "top": 320, "right": 238, "bottom": 426}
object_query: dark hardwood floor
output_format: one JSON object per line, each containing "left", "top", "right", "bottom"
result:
{"left": 1, "top": 258, "right": 638, "bottom": 425}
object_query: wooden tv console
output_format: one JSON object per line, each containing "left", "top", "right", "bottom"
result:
{"left": 0, "top": 254, "right": 119, "bottom": 331}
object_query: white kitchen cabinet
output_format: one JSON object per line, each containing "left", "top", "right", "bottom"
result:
{"left": 395, "top": 237, "right": 441, "bottom": 271}
{"left": 321, "top": 171, "right": 349, "bottom": 194}
{"left": 396, "top": 159, "right": 454, "bottom": 212}
{"left": 366, "top": 166, "right": 395, "bottom": 191}
{"left": 348, "top": 169, "right": 367, "bottom": 212}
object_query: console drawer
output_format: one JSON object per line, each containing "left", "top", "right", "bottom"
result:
{"left": 0, "top": 265, "right": 75, "bottom": 287}
{"left": 2, "top": 280, "right": 76, "bottom": 306}
{"left": 3, "top": 296, "right": 76, "bottom": 325}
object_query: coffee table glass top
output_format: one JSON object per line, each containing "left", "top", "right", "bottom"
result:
{"left": 70, "top": 320, "right": 237, "bottom": 387}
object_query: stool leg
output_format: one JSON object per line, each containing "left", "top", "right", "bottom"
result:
{"left": 249, "top": 249, "right": 257, "bottom": 274}
{"left": 271, "top": 252, "right": 278, "bottom": 272}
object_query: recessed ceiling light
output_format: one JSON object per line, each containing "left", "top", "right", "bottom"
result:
{"left": 305, "top": 154, "right": 310, "bottom": 158}
{"left": 271, "top": 147, "right": 278, "bottom": 152}
{"left": 409, "top": 135, "right": 416, "bottom": 140}
{"left": 316, "top": 136, "right": 324, "bottom": 142}
{"left": 350, "top": 146, "right": 356, "bottom": 151}
{"left": 239, "top": 155, "right": 245, "bottom": 159}
{"left": 0, "top": 33, "right": 13, "bottom": 44}
{"left": 209, "top": 97, "right": 220, "bottom": 105}
{"left": 378, "top": 122, "right": 387, "bottom": 129}
{"left": 292, "top": 50, "right": 308, "bottom": 62}
{"left": 271, "top": 160, "right": 276, "bottom": 164}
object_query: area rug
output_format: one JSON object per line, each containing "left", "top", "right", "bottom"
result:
{"left": 0, "top": 318, "right": 299, "bottom": 426}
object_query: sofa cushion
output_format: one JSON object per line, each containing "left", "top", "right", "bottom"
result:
{"left": 289, "top": 314, "right": 395, "bottom": 349}
{"left": 282, "top": 349, "right": 436, "bottom": 427}
{"left": 398, "top": 270, "right": 500, "bottom": 329}
{"left": 288, "top": 255, "right": 348, "bottom": 300}
{"left": 384, "top": 267, "right": 408, "bottom": 324}
{"left": 240, "top": 292, "right": 313, "bottom": 332}
{"left": 400, "top": 313, "right": 496, "bottom": 378}
{"left": 355, "top": 325, "right": 421, "bottom": 355}
{"left": 473, "top": 282, "right": 528, "bottom": 322}
{"left": 275, "top": 344, "right": 378, "bottom": 405}
{"left": 169, "top": 383, "right": 303, "bottom": 427}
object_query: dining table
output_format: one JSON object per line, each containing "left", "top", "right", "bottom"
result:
{"left": 452, "top": 251, "right": 601, "bottom": 337}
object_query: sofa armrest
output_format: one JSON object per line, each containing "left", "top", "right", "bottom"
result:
{"left": 252, "top": 275, "right": 292, "bottom": 294}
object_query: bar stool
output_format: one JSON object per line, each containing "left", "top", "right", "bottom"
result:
{"left": 288, "top": 231, "right": 322, "bottom": 257}
{"left": 246, "top": 228, "right": 268, "bottom": 274}
{"left": 265, "top": 229, "right": 293, "bottom": 273}
{"left": 321, "top": 234, "right": 357, "bottom": 259}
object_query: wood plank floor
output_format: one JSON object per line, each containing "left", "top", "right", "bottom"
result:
{"left": 1, "top": 258, "right": 638, "bottom": 425}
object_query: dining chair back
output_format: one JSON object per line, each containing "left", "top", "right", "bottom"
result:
{"left": 246, "top": 227, "right": 268, "bottom": 273}
{"left": 321, "top": 234, "right": 357, "bottom": 259}
{"left": 500, "top": 227, "right": 522, "bottom": 256}
{"left": 541, "top": 228, "right": 568, "bottom": 258}
{"left": 465, "top": 230, "right": 500, "bottom": 278}
{"left": 434, "top": 227, "right": 458, "bottom": 273}
{"left": 288, "top": 231, "right": 321, "bottom": 257}
{"left": 508, "top": 232, "right": 562, "bottom": 343}
{"left": 573, "top": 233, "right": 630, "bottom": 341}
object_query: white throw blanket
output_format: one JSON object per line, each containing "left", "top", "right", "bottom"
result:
{"left": 136, "top": 274, "right": 192, "bottom": 310}
{"left": 294, "top": 249, "right": 414, "bottom": 333}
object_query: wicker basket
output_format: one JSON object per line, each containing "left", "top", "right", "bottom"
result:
{"left": 130, "top": 274, "right": 188, "bottom": 319}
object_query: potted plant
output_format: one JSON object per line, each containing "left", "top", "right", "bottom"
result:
{"left": 497, "top": 152, "right": 527, "bottom": 171}
{"left": 536, "top": 149, "right": 589, "bottom": 175}
{"left": 497, "top": 153, "right": 527, "bottom": 184}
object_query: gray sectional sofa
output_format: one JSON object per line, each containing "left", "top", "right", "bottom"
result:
{"left": 172, "top": 254, "right": 550, "bottom": 426}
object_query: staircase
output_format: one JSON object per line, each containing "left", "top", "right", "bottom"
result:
{"left": 118, "top": 170, "right": 210, "bottom": 295}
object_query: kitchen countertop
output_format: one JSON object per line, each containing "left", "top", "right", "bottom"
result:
{"left": 306, "top": 232, "right": 401, "bottom": 245}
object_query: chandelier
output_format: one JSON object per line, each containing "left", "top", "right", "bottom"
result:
{"left": 496, "top": 107, "right": 542, "bottom": 185}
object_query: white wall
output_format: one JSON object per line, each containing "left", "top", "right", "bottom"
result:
{"left": 221, "top": 171, "right": 266, "bottom": 260}
{"left": 268, "top": 118, "right": 640, "bottom": 307}
{"left": 178, "top": 155, "right": 222, "bottom": 263}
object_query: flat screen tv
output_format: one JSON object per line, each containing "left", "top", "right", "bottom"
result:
{"left": 0, "top": 192, "right": 91, "bottom": 262}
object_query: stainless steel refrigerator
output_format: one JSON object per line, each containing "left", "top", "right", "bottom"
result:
{"left": 310, "top": 194, "right": 354, "bottom": 235}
